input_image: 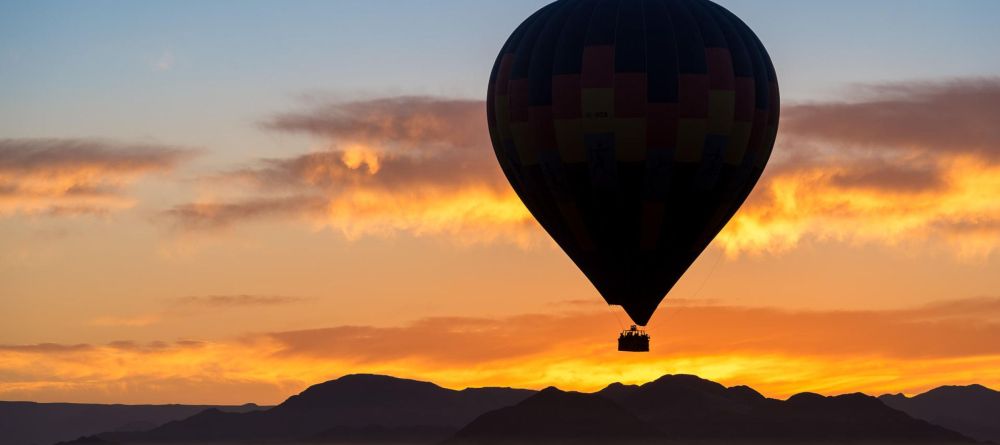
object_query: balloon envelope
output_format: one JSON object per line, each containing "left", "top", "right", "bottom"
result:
{"left": 487, "top": 0, "right": 779, "bottom": 326}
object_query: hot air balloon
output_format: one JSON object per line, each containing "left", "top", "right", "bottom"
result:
{"left": 486, "top": 0, "right": 779, "bottom": 351}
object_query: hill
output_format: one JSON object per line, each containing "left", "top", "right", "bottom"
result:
{"left": 447, "top": 387, "right": 659, "bottom": 445}
{"left": 51, "top": 373, "right": 997, "bottom": 444}
{"left": 881, "top": 384, "right": 1000, "bottom": 443}
{"left": 448, "top": 375, "right": 970, "bottom": 444}
{"left": 101, "top": 374, "right": 533, "bottom": 444}
{"left": 0, "top": 401, "right": 263, "bottom": 445}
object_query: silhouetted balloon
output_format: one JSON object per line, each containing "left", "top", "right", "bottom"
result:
{"left": 487, "top": 0, "right": 779, "bottom": 326}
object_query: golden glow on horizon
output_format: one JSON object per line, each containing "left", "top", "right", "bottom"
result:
{"left": 3, "top": 328, "right": 998, "bottom": 405}
{"left": 3, "top": 301, "right": 998, "bottom": 404}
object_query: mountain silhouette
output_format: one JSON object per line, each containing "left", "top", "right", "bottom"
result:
{"left": 881, "top": 384, "right": 1000, "bottom": 443}
{"left": 101, "top": 374, "right": 532, "bottom": 443}
{"left": 0, "top": 401, "right": 263, "bottom": 445}
{"left": 53, "top": 436, "right": 117, "bottom": 445}
{"left": 308, "top": 425, "right": 458, "bottom": 444}
{"left": 59, "top": 373, "right": 993, "bottom": 444}
{"left": 449, "top": 374, "right": 971, "bottom": 444}
{"left": 447, "top": 387, "right": 659, "bottom": 445}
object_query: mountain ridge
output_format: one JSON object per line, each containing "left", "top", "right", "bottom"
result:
{"left": 99, "top": 373, "right": 533, "bottom": 444}
{"left": 17, "top": 374, "right": 996, "bottom": 445}
{"left": 0, "top": 401, "right": 265, "bottom": 445}
{"left": 880, "top": 384, "right": 1000, "bottom": 443}
{"left": 446, "top": 375, "right": 969, "bottom": 444}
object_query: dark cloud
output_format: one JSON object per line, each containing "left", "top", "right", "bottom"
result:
{"left": 245, "top": 96, "right": 502, "bottom": 191}
{"left": 827, "top": 159, "right": 945, "bottom": 193}
{"left": 0, "top": 343, "right": 93, "bottom": 353}
{"left": 0, "top": 138, "right": 195, "bottom": 216}
{"left": 224, "top": 148, "right": 502, "bottom": 192}
{"left": 0, "top": 138, "right": 192, "bottom": 174}
{"left": 0, "top": 340, "right": 206, "bottom": 354}
{"left": 168, "top": 80, "right": 1000, "bottom": 250}
{"left": 720, "top": 78, "right": 1000, "bottom": 255}
{"left": 916, "top": 297, "right": 1000, "bottom": 318}
{"left": 165, "top": 96, "right": 520, "bottom": 236}
{"left": 262, "top": 96, "right": 487, "bottom": 152}
{"left": 781, "top": 77, "right": 1000, "bottom": 158}
{"left": 163, "top": 195, "right": 325, "bottom": 230}
{"left": 932, "top": 217, "right": 1000, "bottom": 236}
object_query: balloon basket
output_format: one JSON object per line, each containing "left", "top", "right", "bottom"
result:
{"left": 617, "top": 325, "right": 650, "bottom": 352}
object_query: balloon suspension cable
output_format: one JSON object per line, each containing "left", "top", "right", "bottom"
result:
{"left": 606, "top": 303, "right": 625, "bottom": 331}
{"left": 689, "top": 246, "right": 725, "bottom": 302}
{"left": 660, "top": 248, "right": 725, "bottom": 332}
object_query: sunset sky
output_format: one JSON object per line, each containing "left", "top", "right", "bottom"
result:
{"left": 2, "top": 0, "right": 1000, "bottom": 405}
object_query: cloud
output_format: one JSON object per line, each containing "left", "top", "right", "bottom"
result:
{"left": 150, "top": 50, "right": 175, "bottom": 71}
{"left": 717, "top": 156, "right": 1000, "bottom": 258}
{"left": 222, "top": 145, "right": 502, "bottom": 192}
{"left": 0, "top": 138, "right": 193, "bottom": 216}
{"left": 173, "top": 294, "right": 310, "bottom": 307}
{"left": 168, "top": 79, "right": 1000, "bottom": 254}
{"left": 0, "top": 343, "right": 92, "bottom": 353}
{"left": 261, "top": 96, "right": 486, "bottom": 151}
{"left": 166, "top": 97, "right": 535, "bottom": 244}
{"left": 781, "top": 78, "right": 1000, "bottom": 158}
{"left": 719, "top": 78, "right": 1000, "bottom": 258}
{"left": 264, "top": 297, "right": 1000, "bottom": 364}
{"left": 2, "top": 298, "right": 999, "bottom": 404}
{"left": 164, "top": 195, "right": 325, "bottom": 230}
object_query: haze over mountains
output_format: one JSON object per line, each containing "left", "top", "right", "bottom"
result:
{"left": 0, "top": 402, "right": 264, "bottom": 445}
{"left": 5, "top": 374, "right": 997, "bottom": 445}
{"left": 881, "top": 384, "right": 1000, "bottom": 444}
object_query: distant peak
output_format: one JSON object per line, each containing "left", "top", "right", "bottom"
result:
{"left": 647, "top": 374, "right": 727, "bottom": 391}
{"left": 651, "top": 374, "right": 716, "bottom": 384}
{"left": 310, "top": 373, "right": 443, "bottom": 389}
{"left": 928, "top": 383, "right": 995, "bottom": 393}
{"left": 335, "top": 373, "right": 414, "bottom": 382}
{"left": 787, "top": 392, "right": 825, "bottom": 402}
{"left": 956, "top": 383, "right": 986, "bottom": 389}
{"left": 726, "top": 385, "right": 765, "bottom": 400}
{"left": 276, "top": 373, "right": 448, "bottom": 409}
{"left": 654, "top": 373, "right": 702, "bottom": 381}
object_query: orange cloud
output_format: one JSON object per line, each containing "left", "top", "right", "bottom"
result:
{"left": 781, "top": 78, "right": 1000, "bottom": 157}
{"left": 168, "top": 80, "right": 1000, "bottom": 255}
{"left": 0, "top": 138, "right": 193, "bottom": 216}
{"left": 719, "top": 156, "right": 1000, "bottom": 258}
{"left": 265, "top": 297, "right": 1000, "bottom": 363}
{"left": 166, "top": 97, "right": 537, "bottom": 244}
{"left": 2, "top": 298, "right": 998, "bottom": 404}
{"left": 261, "top": 96, "right": 486, "bottom": 152}
{"left": 719, "top": 78, "right": 1000, "bottom": 258}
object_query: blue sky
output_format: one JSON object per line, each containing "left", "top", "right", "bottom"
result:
{"left": 3, "top": 0, "right": 999, "bottom": 162}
